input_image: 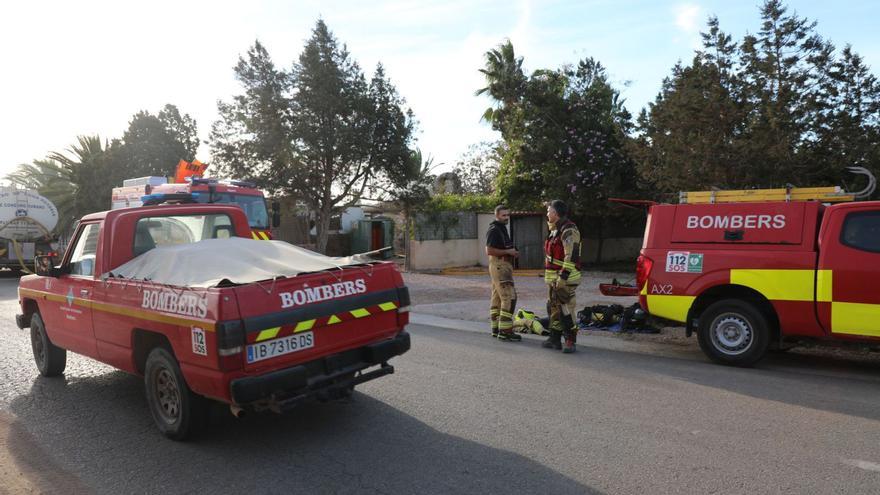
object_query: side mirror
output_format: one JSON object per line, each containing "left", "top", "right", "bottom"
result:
{"left": 34, "top": 254, "right": 60, "bottom": 277}
{"left": 271, "top": 201, "right": 281, "bottom": 228}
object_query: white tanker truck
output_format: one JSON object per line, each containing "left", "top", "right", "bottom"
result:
{"left": 0, "top": 188, "right": 59, "bottom": 273}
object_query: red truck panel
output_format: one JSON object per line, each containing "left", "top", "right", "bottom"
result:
{"left": 670, "top": 202, "right": 808, "bottom": 244}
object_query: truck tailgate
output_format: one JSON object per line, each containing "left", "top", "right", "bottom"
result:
{"left": 231, "top": 263, "right": 408, "bottom": 373}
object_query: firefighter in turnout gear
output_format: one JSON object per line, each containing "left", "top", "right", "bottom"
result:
{"left": 542, "top": 200, "right": 582, "bottom": 353}
{"left": 486, "top": 205, "right": 521, "bottom": 342}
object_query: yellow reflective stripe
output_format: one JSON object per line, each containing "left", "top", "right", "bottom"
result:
{"left": 499, "top": 311, "right": 513, "bottom": 318}
{"left": 544, "top": 270, "right": 558, "bottom": 282}
{"left": 251, "top": 232, "right": 259, "bottom": 240}
{"left": 831, "top": 302, "right": 880, "bottom": 337}
{"left": 350, "top": 308, "right": 370, "bottom": 318}
{"left": 640, "top": 282, "right": 648, "bottom": 296}
{"left": 566, "top": 270, "right": 582, "bottom": 280}
{"left": 561, "top": 261, "right": 576, "bottom": 270}
{"left": 327, "top": 315, "right": 342, "bottom": 325}
{"left": 646, "top": 295, "right": 695, "bottom": 323}
{"left": 256, "top": 327, "right": 281, "bottom": 342}
{"left": 258, "top": 231, "right": 270, "bottom": 240}
{"left": 379, "top": 302, "right": 398, "bottom": 311}
{"left": 294, "top": 319, "right": 316, "bottom": 333}
{"left": 498, "top": 321, "right": 513, "bottom": 330}
{"left": 729, "top": 269, "right": 815, "bottom": 301}
{"left": 489, "top": 309, "right": 500, "bottom": 315}
{"left": 816, "top": 270, "right": 833, "bottom": 302}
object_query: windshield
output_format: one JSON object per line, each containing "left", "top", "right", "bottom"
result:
{"left": 195, "top": 192, "right": 269, "bottom": 229}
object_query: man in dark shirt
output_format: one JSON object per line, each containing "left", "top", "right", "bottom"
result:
{"left": 486, "top": 205, "right": 520, "bottom": 341}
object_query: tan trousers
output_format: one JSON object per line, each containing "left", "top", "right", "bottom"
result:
{"left": 489, "top": 258, "right": 517, "bottom": 332}
{"left": 547, "top": 282, "right": 578, "bottom": 333}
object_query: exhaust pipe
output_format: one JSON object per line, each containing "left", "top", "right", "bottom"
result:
{"left": 230, "top": 405, "right": 246, "bottom": 419}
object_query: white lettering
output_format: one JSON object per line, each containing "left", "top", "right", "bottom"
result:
{"left": 685, "top": 214, "right": 788, "bottom": 230}
{"left": 699, "top": 216, "right": 713, "bottom": 229}
{"left": 280, "top": 293, "right": 294, "bottom": 308}
{"left": 730, "top": 216, "right": 743, "bottom": 229}
{"left": 772, "top": 215, "right": 786, "bottom": 228}
{"left": 278, "top": 278, "right": 369, "bottom": 308}
{"left": 141, "top": 290, "right": 209, "bottom": 318}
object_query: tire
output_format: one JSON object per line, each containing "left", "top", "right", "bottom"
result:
{"left": 144, "top": 347, "right": 205, "bottom": 440}
{"left": 697, "top": 299, "right": 770, "bottom": 367}
{"left": 30, "top": 313, "right": 67, "bottom": 377}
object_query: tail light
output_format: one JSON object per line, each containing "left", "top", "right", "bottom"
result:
{"left": 636, "top": 254, "right": 653, "bottom": 292}
{"left": 216, "top": 320, "right": 244, "bottom": 371}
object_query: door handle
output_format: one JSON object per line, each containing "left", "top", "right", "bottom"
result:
{"left": 80, "top": 289, "right": 89, "bottom": 296}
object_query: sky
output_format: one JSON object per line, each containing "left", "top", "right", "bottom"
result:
{"left": 2, "top": 0, "right": 879, "bottom": 179}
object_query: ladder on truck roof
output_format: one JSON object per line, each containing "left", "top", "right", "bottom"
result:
{"left": 678, "top": 166, "right": 876, "bottom": 204}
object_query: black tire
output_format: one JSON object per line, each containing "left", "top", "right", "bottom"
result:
{"left": 144, "top": 347, "right": 205, "bottom": 440}
{"left": 30, "top": 313, "right": 67, "bottom": 377}
{"left": 697, "top": 299, "right": 770, "bottom": 367}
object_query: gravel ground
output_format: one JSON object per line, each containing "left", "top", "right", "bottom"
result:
{"left": 403, "top": 271, "right": 880, "bottom": 364}
{"left": 403, "top": 270, "right": 638, "bottom": 324}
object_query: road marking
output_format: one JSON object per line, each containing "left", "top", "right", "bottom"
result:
{"left": 844, "top": 459, "right": 880, "bottom": 472}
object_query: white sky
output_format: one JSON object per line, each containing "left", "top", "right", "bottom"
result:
{"left": 2, "top": 0, "right": 878, "bottom": 178}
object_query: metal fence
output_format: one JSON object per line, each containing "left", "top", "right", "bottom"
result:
{"left": 413, "top": 212, "right": 478, "bottom": 241}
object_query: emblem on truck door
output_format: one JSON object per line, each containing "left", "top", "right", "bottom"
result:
{"left": 279, "top": 279, "right": 367, "bottom": 309}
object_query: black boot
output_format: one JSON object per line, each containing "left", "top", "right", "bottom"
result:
{"left": 498, "top": 330, "right": 522, "bottom": 342}
{"left": 541, "top": 330, "right": 562, "bottom": 349}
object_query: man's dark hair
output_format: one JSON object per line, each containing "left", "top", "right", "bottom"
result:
{"left": 494, "top": 205, "right": 509, "bottom": 215}
{"left": 549, "top": 199, "right": 568, "bottom": 217}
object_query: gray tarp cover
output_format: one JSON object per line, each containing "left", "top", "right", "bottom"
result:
{"left": 105, "top": 237, "right": 372, "bottom": 288}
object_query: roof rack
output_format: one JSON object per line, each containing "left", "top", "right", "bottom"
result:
{"left": 679, "top": 167, "right": 876, "bottom": 204}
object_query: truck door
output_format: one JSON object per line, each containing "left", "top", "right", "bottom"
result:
{"left": 816, "top": 205, "right": 880, "bottom": 339}
{"left": 47, "top": 222, "right": 100, "bottom": 357}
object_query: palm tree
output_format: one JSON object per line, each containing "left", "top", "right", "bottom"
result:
{"left": 475, "top": 40, "right": 526, "bottom": 124}
{"left": 6, "top": 135, "right": 116, "bottom": 236}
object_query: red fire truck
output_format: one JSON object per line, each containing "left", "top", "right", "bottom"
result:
{"left": 112, "top": 176, "right": 278, "bottom": 240}
{"left": 16, "top": 198, "right": 410, "bottom": 439}
{"left": 605, "top": 168, "right": 880, "bottom": 366}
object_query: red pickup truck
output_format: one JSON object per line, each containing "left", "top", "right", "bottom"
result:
{"left": 628, "top": 197, "right": 880, "bottom": 366}
{"left": 16, "top": 202, "right": 410, "bottom": 439}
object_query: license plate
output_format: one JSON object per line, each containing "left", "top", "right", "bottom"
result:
{"left": 246, "top": 331, "right": 314, "bottom": 363}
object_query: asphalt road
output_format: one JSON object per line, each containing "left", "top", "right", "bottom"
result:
{"left": 2, "top": 277, "right": 880, "bottom": 494}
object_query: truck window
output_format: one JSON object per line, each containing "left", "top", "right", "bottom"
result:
{"left": 68, "top": 223, "right": 100, "bottom": 277}
{"left": 194, "top": 193, "right": 269, "bottom": 229}
{"left": 841, "top": 211, "right": 880, "bottom": 253}
{"left": 133, "top": 214, "right": 233, "bottom": 256}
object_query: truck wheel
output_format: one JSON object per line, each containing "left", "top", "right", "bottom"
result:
{"left": 144, "top": 347, "right": 205, "bottom": 440}
{"left": 697, "top": 299, "right": 770, "bottom": 367}
{"left": 30, "top": 313, "right": 67, "bottom": 377}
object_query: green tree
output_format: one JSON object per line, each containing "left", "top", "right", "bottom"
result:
{"left": 451, "top": 141, "right": 502, "bottom": 194}
{"left": 210, "top": 21, "right": 415, "bottom": 253}
{"left": 475, "top": 40, "right": 526, "bottom": 138}
{"left": 120, "top": 104, "right": 199, "bottom": 178}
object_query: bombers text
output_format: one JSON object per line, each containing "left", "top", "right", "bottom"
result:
{"left": 280, "top": 279, "right": 367, "bottom": 309}
{"left": 686, "top": 214, "right": 786, "bottom": 230}
{"left": 142, "top": 290, "right": 208, "bottom": 318}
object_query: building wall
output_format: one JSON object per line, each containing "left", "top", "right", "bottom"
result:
{"left": 408, "top": 236, "right": 642, "bottom": 270}
{"left": 476, "top": 213, "right": 494, "bottom": 267}
{"left": 409, "top": 238, "right": 480, "bottom": 270}
{"left": 583, "top": 237, "right": 643, "bottom": 263}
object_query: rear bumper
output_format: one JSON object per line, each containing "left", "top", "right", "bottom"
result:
{"left": 230, "top": 331, "right": 411, "bottom": 410}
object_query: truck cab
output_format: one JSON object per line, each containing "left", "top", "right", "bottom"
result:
{"left": 112, "top": 176, "right": 278, "bottom": 240}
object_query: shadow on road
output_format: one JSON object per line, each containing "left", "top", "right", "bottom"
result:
{"left": 8, "top": 371, "right": 599, "bottom": 494}
{"left": 570, "top": 338, "right": 880, "bottom": 422}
